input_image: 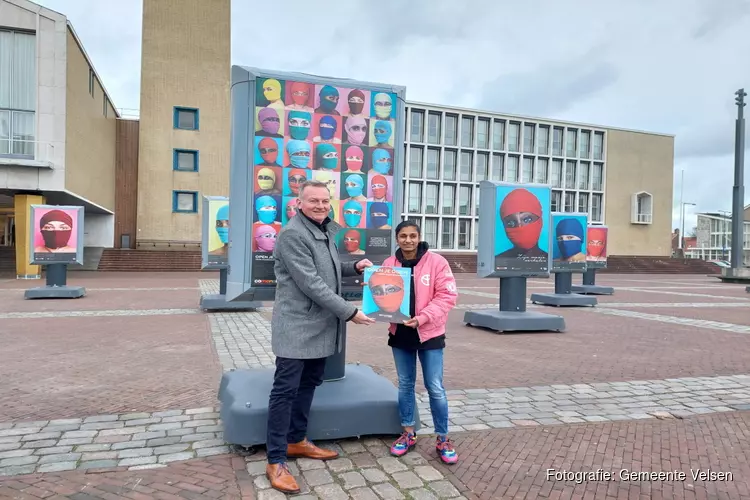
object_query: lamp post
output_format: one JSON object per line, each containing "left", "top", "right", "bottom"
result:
{"left": 731, "top": 88, "right": 746, "bottom": 268}
{"left": 681, "top": 202, "right": 696, "bottom": 256}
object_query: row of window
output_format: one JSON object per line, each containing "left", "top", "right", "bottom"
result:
{"left": 171, "top": 107, "right": 201, "bottom": 211}
{"left": 408, "top": 108, "right": 605, "bottom": 160}
{"left": 1, "top": 29, "right": 35, "bottom": 159}
{"left": 88, "top": 68, "right": 111, "bottom": 118}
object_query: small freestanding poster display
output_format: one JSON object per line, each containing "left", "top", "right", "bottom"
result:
{"left": 199, "top": 196, "right": 258, "bottom": 311}
{"left": 530, "top": 212, "right": 597, "bottom": 307}
{"left": 464, "top": 181, "right": 565, "bottom": 333}
{"left": 24, "top": 205, "right": 86, "bottom": 299}
{"left": 570, "top": 225, "right": 615, "bottom": 295}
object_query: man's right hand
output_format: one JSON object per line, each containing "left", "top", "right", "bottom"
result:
{"left": 351, "top": 310, "right": 375, "bottom": 325}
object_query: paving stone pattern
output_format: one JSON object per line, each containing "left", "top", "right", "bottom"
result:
{"left": 0, "top": 308, "right": 200, "bottom": 320}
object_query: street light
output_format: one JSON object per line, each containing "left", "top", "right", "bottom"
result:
{"left": 681, "top": 202, "right": 696, "bottom": 254}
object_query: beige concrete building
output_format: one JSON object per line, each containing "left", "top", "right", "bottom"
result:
{"left": 0, "top": 0, "right": 118, "bottom": 278}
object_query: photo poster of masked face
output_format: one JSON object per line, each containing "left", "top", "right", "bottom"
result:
{"left": 361, "top": 265, "right": 412, "bottom": 323}
{"left": 551, "top": 212, "right": 588, "bottom": 273}
{"left": 585, "top": 225, "right": 608, "bottom": 268}
{"left": 493, "top": 184, "right": 552, "bottom": 275}
{"left": 29, "top": 205, "right": 84, "bottom": 265}
{"left": 201, "top": 196, "right": 229, "bottom": 270}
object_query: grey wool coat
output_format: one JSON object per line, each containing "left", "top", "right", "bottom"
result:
{"left": 271, "top": 212, "right": 361, "bottom": 359}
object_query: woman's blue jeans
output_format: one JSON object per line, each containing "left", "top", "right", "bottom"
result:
{"left": 392, "top": 347, "right": 449, "bottom": 437}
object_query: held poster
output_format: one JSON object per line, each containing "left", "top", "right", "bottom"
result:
{"left": 202, "top": 196, "right": 229, "bottom": 269}
{"left": 29, "top": 205, "right": 84, "bottom": 265}
{"left": 551, "top": 212, "right": 588, "bottom": 273}
{"left": 493, "top": 185, "right": 551, "bottom": 275}
{"left": 586, "top": 225, "right": 608, "bottom": 269}
{"left": 250, "top": 77, "right": 399, "bottom": 287}
{"left": 362, "top": 266, "right": 411, "bottom": 323}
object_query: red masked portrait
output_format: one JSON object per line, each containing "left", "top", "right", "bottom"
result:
{"left": 497, "top": 188, "right": 547, "bottom": 258}
{"left": 258, "top": 137, "right": 279, "bottom": 166}
{"left": 586, "top": 227, "right": 608, "bottom": 261}
{"left": 368, "top": 268, "right": 404, "bottom": 313}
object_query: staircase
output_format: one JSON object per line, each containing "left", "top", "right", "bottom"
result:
{"left": 599, "top": 256, "right": 721, "bottom": 274}
{"left": 97, "top": 249, "right": 203, "bottom": 272}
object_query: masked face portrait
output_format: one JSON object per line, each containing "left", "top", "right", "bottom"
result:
{"left": 368, "top": 267, "right": 404, "bottom": 313}
{"left": 315, "top": 171, "right": 337, "bottom": 198}
{"left": 373, "top": 92, "right": 393, "bottom": 119}
{"left": 318, "top": 115, "right": 338, "bottom": 141}
{"left": 343, "top": 229, "right": 361, "bottom": 253}
{"left": 587, "top": 227, "right": 607, "bottom": 257}
{"left": 342, "top": 200, "right": 363, "bottom": 228}
{"left": 258, "top": 107, "right": 280, "bottom": 135}
{"left": 555, "top": 218, "right": 584, "bottom": 259}
{"left": 254, "top": 224, "right": 277, "bottom": 252}
{"left": 39, "top": 209, "right": 73, "bottom": 250}
{"left": 215, "top": 204, "right": 229, "bottom": 244}
{"left": 255, "top": 195, "right": 278, "bottom": 225}
{"left": 286, "top": 199, "right": 298, "bottom": 220}
{"left": 286, "top": 140, "right": 311, "bottom": 169}
{"left": 288, "top": 110, "right": 312, "bottom": 140}
{"left": 287, "top": 169, "right": 307, "bottom": 195}
{"left": 500, "top": 189, "right": 543, "bottom": 251}
{"left": 370, "top": 174, "right": 387, "bottom": 200}
{"left": 371, "top": 148, "right": 392, "bottom": 174}
{"left": 344, "top": 117, "right": 367, "bottom": 146}
{"left": 317, "top": 85, "right": 340, "bottom": 113}
{"left": 373, "top": 120, "right": 392, "bottom": 145}
{"left": 344, "top": 145, "right": 364, "bottom": 172}
{"left": 263, "top": 78, "right": 282, "bottom": 102}
{"left": 290, "top": 81, "right": 311, "bottom": 106}
{"left": 258, "top": 137, "right": 279, "bottom": 165}
{"left": 315, "top": 143, "right": 338, "bottom": 170}
{"left": 256, "top": 167, "right": 276, "bottom": 191}
{"left": 369, "top": 201, "right": 389, "bottom": 228}
{"left": 347, "top": 89, "right": 366, "bottom": 115}
{"left": 344, "top": 174, "right": 365, "bottom": 198}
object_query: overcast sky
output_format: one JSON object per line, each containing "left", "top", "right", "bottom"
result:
{"left": 36, "top": 0, "right": 750, "bottom": 232}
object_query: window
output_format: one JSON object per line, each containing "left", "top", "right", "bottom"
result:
{"left": 442, "top": 185, "right": 455, "bottom": 215}
{"left": 173, "top": 107, "right": 199, "bottom": 130}
{"left": 457, "top": 219, "right": 470, "bottom": 249}
{"left": 477, "top": 118, "right": 490, "bottom": 149}
{"left": 537, "top": 125, "right": 549, "bottom": 155}
{"left": 552, "top": 127, "right": 563, "bottom": 156}
{"left": 535, "top": 158, "right": 548, "bottom": 184}
{"left": 88, "top": 68, "right": 95, "bottom": 96}
{"left": 0, "top": 30, "right": 36, "bottom": 158}
{"left": 566, "top": 128, "right": 577, "bottom": 157}
{"left": 427, "top": 112, "right": 441, "bottom": 144}
{"left": 578, "top": 161, "right": 590, "bottom": 190}
{"left": 476, "top": 152, "right": 488, "bottom": 182}
{"left": 173, "top": 191, "right": 198, "bottom": 213}
{"left": 492, "top": 120, "right": 505, "bottom": 150}
{"left": 508, "top": 122, "right": 520, "bottom": 152}
{"left": 444, "top": 114, "right": 458, "bottom": 146}
{"left": 443, "top": 149, "right": 457, "bottom": 181}
{"left": 402, "top": 181, "right": 407, "bottom": 212}
{"left": 441, "top": 219, "right": 455, "bottom": 249}
{"left": 551, "top": 190, "right": 562, "bottom": 212}
{"left": 523, "top": 123, "right": 535, "bottom": 154}
{"left": 580, "top": 130, "right": 591, "bottom": 159}
{"left": 461, "top": 116, "right": 474, "bottom": 147}
{"left": 591, "top": 193, "right": 602, "bottom": 222}
{"left": 506, "top": 155, "right": 519, "bottom": 182}
{"left": 565, "top": 161, "right": 576, "bottom": 189}
{"left": 425, "top": 184, "right": 439, "bottom": 214}
{"left": 103, "top": 95, "right": 108, "bottom": 117}
{"left": 409, "top": 146, "right": 423, "bottom": 178}
{"left": 173, "top": 149, "right": 199, "bottom": 171}
{"left": 424, "top": 218, "right": 439, "bottom": 248}
{"left": 522, "top": 157, "right": 533, "bottom": 183}
{"left": 592, "top": 163, "right": 603, "bottom": 191}
{"left": 491, "top": 154, "right": 503, "bottom": 181}
{"left": 458, "top": 185, "right": 472, "bottom": 215}
{"left": 410, "top": 109, "right": 424, "bottom": 142}
{"left": 426, "top": 148, "right": 440, "bottom": 179}
{"left": 408, "top": 182, "right": 422, "bottom": 213}
{"left": 593, "top": 132, "right": 604, "bottom": 160}
{"left": 564, "top": 192, "right": 575, "bottom": 212}
{"left": 631, "top": 192, "right": 653, "bottom": 224}
{"left": 577, "top": 192, "right": 589, "bottom": 213}
{"left": 473, "top": 220, "right": 479, "bottom": 250}
{"left": 474, "top": 188, "right": 480, "bottom": 214}
{"left": 550, "top": 159, "right": 563, "bottom": 188}
{"left": 459, "top": 151, "right": 472, "bottom": 181}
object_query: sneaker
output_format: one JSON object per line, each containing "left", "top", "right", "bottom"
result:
{"left": 436, "top": 436, "right": 458, "bottom": 464}
{"left": 390, "top": 432, "right": 416, "bottom": 457}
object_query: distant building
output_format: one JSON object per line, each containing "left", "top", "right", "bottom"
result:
{"left": 686, "top": 206, "right": 750, "bottom": 264}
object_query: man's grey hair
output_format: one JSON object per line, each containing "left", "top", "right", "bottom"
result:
{"left": 299, "top": 180, "right": 331, "bottom": 198}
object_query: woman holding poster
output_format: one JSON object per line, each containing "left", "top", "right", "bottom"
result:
{"left": 378, "top": 221, "right": 459, "bottom": 464}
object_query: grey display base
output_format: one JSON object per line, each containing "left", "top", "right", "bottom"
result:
{"left": 199, "top": 294, "right": 260, "bottom": 311}
{"left": 463, "top": 310, "right": 565, "bottom": 333}
{"left": 24, "top": 286, "right": 86, "bottom": 299}
{"left": 570, "top": 285, "right": 615, "bottom": 295}
{"left": 746, "top": 286, "right": 750, "bottom": 292}
{"left": 218, "top": 364, "right": 412, "bottom": 447}
{"left": 529, "top": 292, "right": 598, "bottom": 307}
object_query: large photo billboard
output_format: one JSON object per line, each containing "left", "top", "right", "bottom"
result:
{"left": 227, "top": 66, "right": 406, "bottom": 302}
{"left": 585, "top": 225, "right": 609, "bottom": 269}
{"left": 28, "top": 205, "right": 84, "bottom": 266}
{"left": 551, "top": 212, "right": 588, "bottom": 273}
{"left": 201, "top": 196, "right": 230, "bottom": 270}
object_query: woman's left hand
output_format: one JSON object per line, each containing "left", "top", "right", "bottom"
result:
{"left": 403, "top": 317, "right": 419, "bottom": 328}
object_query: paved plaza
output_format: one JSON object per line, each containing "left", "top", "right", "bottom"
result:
{"left": 1, "top": 272, "right": 750, "bottom": 499}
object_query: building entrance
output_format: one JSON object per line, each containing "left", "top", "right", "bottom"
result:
{"left": 1, "top": 215, "right": 14, "bottom": 247}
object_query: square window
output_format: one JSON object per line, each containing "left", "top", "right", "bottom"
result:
{"left": 173, "top": 191, "right": 198, "bottom": 213}
{"left": 173, "top": 107, "right": 199, "bottom": 130}
{"left": 173, "top": 149, "right": 199, "bottom": 172}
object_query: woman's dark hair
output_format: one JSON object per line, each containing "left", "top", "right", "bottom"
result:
{"left": 395, "top": 220, "right": 421, "bottom": 236}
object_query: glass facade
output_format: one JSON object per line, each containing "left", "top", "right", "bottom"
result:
{"left": 402, "top": 104, "right": 607, "bottom": 251}
{"left": 686, "top": 214, "right": 750, "bottom": 263}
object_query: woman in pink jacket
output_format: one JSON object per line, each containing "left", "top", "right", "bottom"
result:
{"left": 379, "top": 220, "right": 459, "bottom": 464}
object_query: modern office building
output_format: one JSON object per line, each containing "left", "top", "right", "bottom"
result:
{"left": 686, "top": 207, "right": 750, "bottom": 263}
{"left": 0, "top": 0, "right": 118, "bottom": 278}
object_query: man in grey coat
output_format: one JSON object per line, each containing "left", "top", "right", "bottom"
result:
{"left": 265, "top": 180, "right": 375, "bottom": 494}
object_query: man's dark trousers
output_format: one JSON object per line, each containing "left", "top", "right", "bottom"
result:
{"left": 266, "top": 356, "right": 327, "bottom": 464}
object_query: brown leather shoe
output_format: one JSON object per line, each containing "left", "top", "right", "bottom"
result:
{"left": 265, "top": 463, "right": 300, "bottom": 494}
{"left": 287, "top": 438, "right": 339, "bottom": 460}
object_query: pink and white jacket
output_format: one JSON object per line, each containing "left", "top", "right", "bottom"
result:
{"left": 381, "top": 251, "right": 459, "bottom": 343}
